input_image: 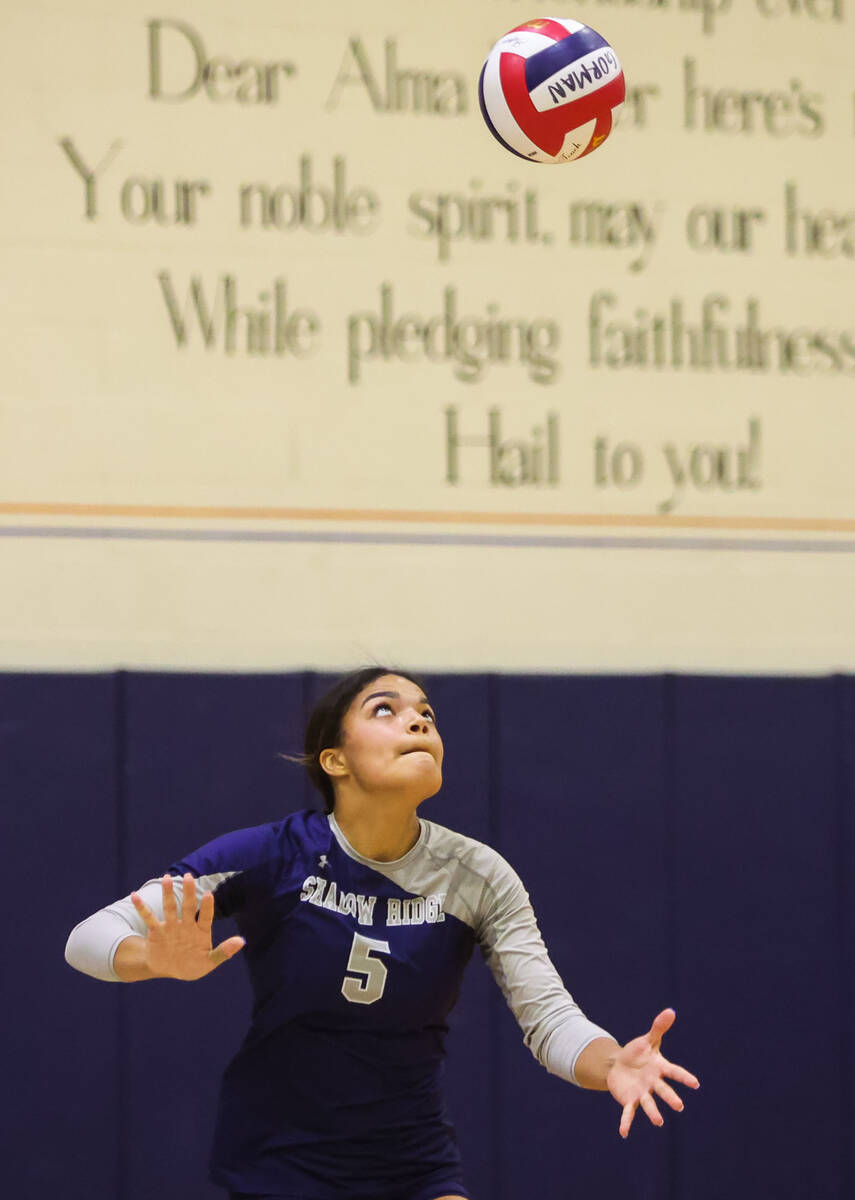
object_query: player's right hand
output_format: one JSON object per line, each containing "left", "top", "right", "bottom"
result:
{"left": 130, "top": 873, "right": 245, "bottom": 980}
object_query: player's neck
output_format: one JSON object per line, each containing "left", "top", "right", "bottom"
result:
{"left": 333, "top": 798, "right": 421, "bottom": 863}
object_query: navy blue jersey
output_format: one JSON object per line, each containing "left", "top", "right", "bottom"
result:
{"left": 67, "top": 808, "right": 611, "bottom": 1199}
{"left": 171, "top": 810, "right": 474, "bottom": 1195}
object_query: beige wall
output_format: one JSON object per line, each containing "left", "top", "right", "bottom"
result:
{"left": 1, "top": 0, "right": 853, "bottom": 671}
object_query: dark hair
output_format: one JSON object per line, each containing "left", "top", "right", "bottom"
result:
{"left": 301, "top": 666, "right": 427, "bottom": 813}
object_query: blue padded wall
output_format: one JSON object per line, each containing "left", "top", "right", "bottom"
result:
{"left": 492, "top": 675, "right": 671, "bottom": 1200}
{"left": 1, "top": 673, "right": 122, "bottom": 1200}
{"left": 838, "top": 675, "right": 855, "bottom": 1200}
{"left": 4, "top": 669, "right": 853, "bottom": 1200}
{"left": 121, "top": 672, "right": 307, "bottom": 1200}
{"left": 670, "top": 676, "right": 844, "bottom": 1200}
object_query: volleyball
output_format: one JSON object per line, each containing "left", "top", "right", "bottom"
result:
{"left": 478, "top": 18, "right": 626, "bottom": 163}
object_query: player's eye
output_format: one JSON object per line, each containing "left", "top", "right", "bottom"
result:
{"left": 372, "top": 701, "right": 393, "bottom": 716}
{"left": 422, "top": 709, "right": 436, "bottom": 723}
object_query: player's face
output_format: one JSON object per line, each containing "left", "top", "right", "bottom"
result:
{"left": 337, "top": 674, "right": 444, "bottom": 800}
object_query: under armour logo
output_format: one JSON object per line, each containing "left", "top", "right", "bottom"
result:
{"left": 318, "top": 854, "right": 329, "bottom": 870}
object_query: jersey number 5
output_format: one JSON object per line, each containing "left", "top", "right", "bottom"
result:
{"left": 341, "top": 932, "right": 391, "bottom": 1005}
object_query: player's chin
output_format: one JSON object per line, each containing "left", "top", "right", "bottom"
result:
{"left": 416, "top": 773, "right": 443, "bottom": 803}
{"left": 400, "top": 752, "right": 443, "bottom": 793}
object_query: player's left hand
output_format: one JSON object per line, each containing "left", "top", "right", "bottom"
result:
{"left": 605, "top": 1008, "right": 699, "bottom": 1138}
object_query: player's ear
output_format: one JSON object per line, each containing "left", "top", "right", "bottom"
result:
{"left": 319, "top": 747, "right": 348, "bottom": 779}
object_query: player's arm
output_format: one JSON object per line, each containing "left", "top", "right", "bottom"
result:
{"left": 475, "top": 851, "right": 699, "bottom": 1136}
{"left": 572, "top": 1034, "right": 619, "bottom": 1090}
{"left": 65, "top": 873, "right": 245, "bottom": 982}
{"left": 474, "top": 850, "right": 613, "bottom": 1085}
{"left": 65, "top": 823, "right": 278, "bottom": 982}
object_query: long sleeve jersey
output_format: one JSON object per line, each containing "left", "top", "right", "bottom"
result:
{"left": 66, "top": 808, "right": 612, "bottom": 1198}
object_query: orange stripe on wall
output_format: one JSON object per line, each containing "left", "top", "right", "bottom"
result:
{"left": 1, "top": 501, "right": 854, "bottom": 534}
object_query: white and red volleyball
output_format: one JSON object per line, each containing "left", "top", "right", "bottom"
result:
{"left": 478, "top": 18, "right": 625, "bottom": 163}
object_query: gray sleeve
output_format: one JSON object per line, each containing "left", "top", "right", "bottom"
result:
{"left": 475, "top": 853, "right": 614, "bottom": 1085}
{"left": 64, "top": 874, "right": 232, "bottom": 982}
{"left": 64, "top": 880, "right": 166, "bottom": 982}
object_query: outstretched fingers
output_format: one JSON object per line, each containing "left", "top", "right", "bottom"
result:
{"left": 126, "top": 872, "right": 243, "bottom": 979}
{"left": 664, "top": 1059, "right": 701, "bottom": 1091}
{"left": 196, "top": 887, "right": 215, "bottom": 937}
{"left": 647, "top": 1007, "right": 676, "bottom": 1047}
{"left": 130, "top": 888, "right": 161, "bottom": 932}
{"left": 180, "top": 873, "right": 199, "bottom": 924}
{"left": 654, "top": 1078, "right": 685, "bottom": 1113}
{"left": 210, "top": 935, "right": 245, "bottom": 966}
{"left": 161, "top": 873, "right": 179, "bottom": 923}
{"left": 621, "top": 1089, "right": 666, "bottom": 1138}
{"left": 613, "top": 1009, "right": 700, "bottom": 1139}
{"left": 619, "top": 1101, "right": 637, "bottom": 1139}
{"left": 640, "top": 1092, "right": 664, "bottom": 1128}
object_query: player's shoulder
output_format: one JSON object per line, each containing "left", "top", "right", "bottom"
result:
{"left": 421, "top": 819, "right": 522, "bottom": 890}
{"left": 419, "top": 819, "right": 526, "bottom": 932}
{"left": 177, "top": 807, "right": 328, "bottom": 874}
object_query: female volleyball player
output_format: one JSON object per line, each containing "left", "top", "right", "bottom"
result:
{"left": 65, "top": 666, "right": 699, "bottom": 1200}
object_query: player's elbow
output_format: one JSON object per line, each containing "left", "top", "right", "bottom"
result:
{"left": 64, "top": 919, "right": 90, "bottom": 973}
{"left": 64, "top": 915, "right": 118, "bottom": 982}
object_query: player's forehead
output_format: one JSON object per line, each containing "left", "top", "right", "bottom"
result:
{"left": 352, "top": 674, "right": 431, "bottom": 710}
